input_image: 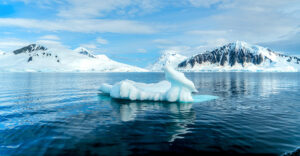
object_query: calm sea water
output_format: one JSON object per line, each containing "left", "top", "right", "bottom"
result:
{"left": 0, "top": 72, "right": 299, "bottom": 156}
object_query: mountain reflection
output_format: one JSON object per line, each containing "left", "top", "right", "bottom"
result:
{"left": 187, "top": 72, "right": 299, "bottom": 98}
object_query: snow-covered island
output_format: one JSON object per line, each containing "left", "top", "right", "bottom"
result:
{"left": 0, "top": 44, "right": 147, "bottom": 72}
{"left": 0, "top": 41, "right": 300, "bottom": 72}
{"left": 149, "top": 41, "right": 300, "bottom": 72}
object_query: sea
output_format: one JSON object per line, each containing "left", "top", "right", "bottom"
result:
{"left": 0, "top": 72, "right": 299, "bottom": 156}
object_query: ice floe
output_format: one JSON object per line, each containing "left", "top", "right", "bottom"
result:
{"left": 99, "top": 66, "right": 200, "bottom": 102}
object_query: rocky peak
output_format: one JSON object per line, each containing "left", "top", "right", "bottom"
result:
{"left": 13, "top": 44, "right": 47, "bottom": 55}
{"left": 74, "top": 47, "right": 95, "bottom": 58}
{"left": 178, "top": 41, "right": 298, "bottom": 68}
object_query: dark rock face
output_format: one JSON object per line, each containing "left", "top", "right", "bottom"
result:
{"left": 79, "top": 51, "right": 95, "bottom": 58}
{"left": 27, "top": 56, "right": 33, "bottom": 62}
{"left": 178, "top": 42, "right": 300, "bottom": 68}
{"left": 12, "top": 44, "right": 61, "bottom": 63}
{"left": 13, "top": 44, "right": 47, "bottom": 55}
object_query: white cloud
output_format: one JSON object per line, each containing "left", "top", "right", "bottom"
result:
{"left": 10, "top": 0, "right": 165, "bottom": 18}
{"left": 210, "top": 0, "right": 300, "bottom": 43}
{"left": 0, "top": 40, "right": 29, "bottom": 47}
{"left": 3, "top": 0, "right": 300, "bottom": 57}
{"left": 177, "top": 0, "right": 300, "bottom": 48}
{"left": 58, "top": 0, "right": 131, "bottom": 18}
{"left": 188, "top": 0, "right": 226, "bottom": 7}
{"left": 153, "top": 39, "right": 176, "bottom": 45}
{"left": 158, "top": 46, "right": 201, "bottom": 56}
{"left": 96, "top": 37, "right": 108, "bottom": 44}
{"left": 0, "top": 39, "right": 30, "bottom": 52}
{"left": 36, "top": 40, "right": 71, "bottom": 51}
{"left": 186, "top": 30, "right": 228, "bottom": 36}
{"left": 80, "top": 43, "right": 97, "bottom": 49}
{"left": 260, "top": 32, "right": 300, "bottom": 55}
{"left": 157, "top": 38, "right": 229, "bottom": 56}
{"left": 199, "top": 38, "right": 228, "bottom": 50}
{"left": 40, "top": 35, "right": 60, "bottom": 40}
{"left": 57, "top": 0, "right": 161, "bottom": 18}
{"left": 137, "top": 48, "right": 147, "bottom": 53}
{"left": 8, "top": 0, "right": 66, "bottom": 8}
{"left": 0, "top": 18, "right": 157, "bottom": 34}
{"left": 78, "top": 37, "right": 108, "bottom": 51}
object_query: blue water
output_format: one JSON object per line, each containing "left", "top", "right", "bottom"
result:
{"left": 0, "top": 72, "right": 299, "bottom": 155}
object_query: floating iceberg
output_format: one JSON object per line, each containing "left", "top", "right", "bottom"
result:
{"left": 99, "top": 66, "right": 199, "bottom": 102}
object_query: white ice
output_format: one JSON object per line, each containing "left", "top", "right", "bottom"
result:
{"left": 99, "top": 66, "right": 198, "bottom": 102}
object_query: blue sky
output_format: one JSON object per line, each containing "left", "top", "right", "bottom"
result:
{"left": 0, "top": 0, "right": 300, "bottom": 67}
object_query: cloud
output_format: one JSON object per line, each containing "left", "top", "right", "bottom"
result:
{"left": 10, "top": 0, "right": 162, "bottom": 18}
{"left": 158, "top": 45, "right": 204, "bottom": 56}
{"left": 40, "top": 35, "right": 60, "bottom": 40}
{"left": 57, "top": 0, "right": 131, "bottom": 18}
{"left": 79, "top": 37, "right": 108, "bottom": 51}
{"left": 199, "top": 38, "right": 228, "bottom": 50}
{"left": 8, "top": 0, "right": 66, "bottom": 8}
{"left": 36, "top": 39, "right": 70, "bottom": 51}
{"left": 209, "top": 0, "right": 300, "bottom": 43}
{"left": 260, "top": 31, "right": 300, "bottom": 55}
{"left": 80, "top": 43, "right": 97, "bottom": 49}
{"left": 186, "top": 30, "right": 228, "bottom": 36}
{"left": 0, "top": 38, "right": 30, "bottom": 51}
{"left": 3, "top": 0, "right": 300, "bottom": 58}
{"left": 57, "top": 0, "right": 161, "bottom": 18}
{"left": 0, "top": 18, "right": 157, "bottom": 34}
{"left": 157, "top": 38, "right": 228, "bottom": 56}
{"left": 188, "top": 0, "right": 226, "bottom": 7}
{"left": 96, "top": 37, "right": 108, "bottom": 44}
{"left": 137, "top": 48, "right": 147, "bottom": 53}
{"left": 171, "top": 0, "right": 300, "bottom": 52}
{"left": 153, "top": 39, "right": 176, "bottom": 45}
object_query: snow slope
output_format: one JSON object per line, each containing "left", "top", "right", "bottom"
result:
{"left": 0, "top": 44, "right": 147, "bottom": 72}
{"left": 148, "top": 49, "right": 187, "bottom": 71}
{"left": 178, "top": 41, "right": 300, "bottom": 72}
{"left": 99, "top": 66, "right": 198, "bottom": 102}
{"left": 74, "top": 47, "right": 96, "bottom": 58}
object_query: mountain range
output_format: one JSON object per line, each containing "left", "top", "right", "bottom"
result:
{"left": 0, "top": 41, "right": 299, "bottom": 72}
{"left": 0, "top": 44, "right": 146, "bottom": 72}
{"left": 177, "top": 41, "right": 300, "bottom": 72}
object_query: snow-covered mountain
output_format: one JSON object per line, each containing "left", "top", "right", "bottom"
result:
{"left": 74, "top": 47, "right": 96, "bottom": 58}
{"left": 148, "top": 50, "right": 187, "bottom": 71}
{"left": 0, "top": 44, "right": 147, "bottom": 72}
{"left": 178, "top": 41, "right": 300, "bottom": 72}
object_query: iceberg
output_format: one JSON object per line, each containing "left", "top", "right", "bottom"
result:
{"left": 99, "top": 66, "right": 199, "bottom": 102}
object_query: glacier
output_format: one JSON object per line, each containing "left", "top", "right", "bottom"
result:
{"left": 99, "top": 66, "right": 205, "bottom": 102}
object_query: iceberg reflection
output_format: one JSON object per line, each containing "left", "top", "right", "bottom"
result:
{"left": 98, "top": 93, "right": 216, "bottom": 142}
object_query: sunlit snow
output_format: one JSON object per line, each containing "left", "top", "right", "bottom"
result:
{"left": 99, "top": 66, "right": 217, "bottom": 102}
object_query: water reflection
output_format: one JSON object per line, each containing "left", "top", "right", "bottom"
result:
{"left": 188, "top": 72, "right": 299, "bottom": 98}
{"left": 98, "top": 94, "right": 195, "bottom": 142}
{"left": 0, "top": 73, "right": 299, "bottom": 155}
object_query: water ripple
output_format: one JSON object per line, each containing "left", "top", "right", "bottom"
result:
{"left": 0, "top": 72, "right": 299, "bottom": 155}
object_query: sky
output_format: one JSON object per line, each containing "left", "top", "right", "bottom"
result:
{"left": 0, "top": 0, "right": 300, "bottom": 67}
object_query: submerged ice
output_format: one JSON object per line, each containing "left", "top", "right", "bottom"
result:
{"left": 99, "top": 66, "right": 198, "bottom": 102}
